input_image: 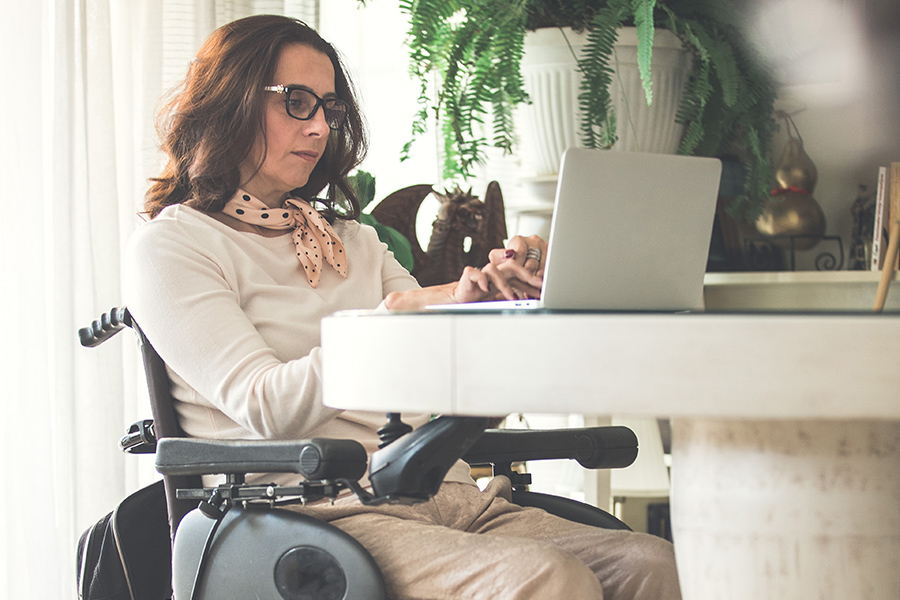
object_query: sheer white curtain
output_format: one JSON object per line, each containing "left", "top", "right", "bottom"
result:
{"left": 0, "top": 1, "right": 315, "bottom": 597}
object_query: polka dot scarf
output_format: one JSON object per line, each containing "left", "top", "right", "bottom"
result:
{"left": 222, "top": 190, "right": 347, "bottom": 288}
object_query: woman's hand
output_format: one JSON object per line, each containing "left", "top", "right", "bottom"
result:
{"left": 483, "top": 234, "right": 547, "bottom": 301}
{"left": 384, "top": 234, "right": 548, "bottom": 310}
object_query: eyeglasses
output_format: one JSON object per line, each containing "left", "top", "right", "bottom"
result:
{"left": 263, "top": 85, "right": 349, "bottom": 130}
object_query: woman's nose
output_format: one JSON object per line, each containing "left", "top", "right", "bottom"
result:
{"left": 304, "top": 106, "right": 331, "bottom": 136}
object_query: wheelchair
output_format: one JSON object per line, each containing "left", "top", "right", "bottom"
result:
{"left": 78, "top": 307, "right": 639, "bottom": 600}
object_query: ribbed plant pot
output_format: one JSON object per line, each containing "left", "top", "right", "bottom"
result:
{"left": 521, "top": 26, "right": 692, "bottom": 177}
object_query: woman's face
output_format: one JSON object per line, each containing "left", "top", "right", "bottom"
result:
{"left": 240, "top": 43, "right": 336, "bottom": 207}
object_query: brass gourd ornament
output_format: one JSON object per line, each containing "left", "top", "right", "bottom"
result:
{"left": 755, "top": 111, "right": 826, "bottom": 250}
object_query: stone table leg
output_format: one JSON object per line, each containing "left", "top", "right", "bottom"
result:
{"left": 670, "top": 419, "right": 900, "bottom": 599}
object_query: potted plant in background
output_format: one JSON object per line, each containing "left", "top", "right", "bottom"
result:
{"left": 374, "top": 0, "right": 779, "bottom": 222}
{"left": 346, "top": 170, "right": 416, "bottom": 271}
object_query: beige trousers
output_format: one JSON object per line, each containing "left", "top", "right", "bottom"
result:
{"left": 295, "top": 477, "right": 681, "bottom": 600}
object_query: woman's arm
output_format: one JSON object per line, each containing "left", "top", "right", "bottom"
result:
{"left": 124, "top": 214, "right": 344, "bottom": 440}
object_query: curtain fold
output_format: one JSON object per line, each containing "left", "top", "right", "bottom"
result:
{"left": 0, "top": 1, "right": 317, "bottom": 597}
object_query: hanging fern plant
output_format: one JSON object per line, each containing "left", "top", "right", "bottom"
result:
{"left": 364, "top": 0, "right": 779, "bottom": 222}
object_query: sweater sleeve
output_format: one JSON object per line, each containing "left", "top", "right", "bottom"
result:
{"left": 123, "top": 213, "right": 343, "bottom": 440}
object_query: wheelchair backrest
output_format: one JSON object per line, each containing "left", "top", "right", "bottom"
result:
{"left": 130, "top": 319, "right": 203, "bottom": 543}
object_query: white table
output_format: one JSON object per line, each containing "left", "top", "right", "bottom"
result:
{"left": 321, "top": 309, "right": 900, "bottom": 600}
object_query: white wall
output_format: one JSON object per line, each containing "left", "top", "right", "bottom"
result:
{"left": 320, "top": 1, "right": 440, "bottom": 200}
{"left": 747, "top": 0, "right": 900, "bottom": 269}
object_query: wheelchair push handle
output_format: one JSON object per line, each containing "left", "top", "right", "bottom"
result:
{"left": 78, "top": 306, "right": 132, "bottom": 347}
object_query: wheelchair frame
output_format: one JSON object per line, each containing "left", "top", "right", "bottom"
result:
{"left": 79, "top": 307, "right": 638, "bottom": 600}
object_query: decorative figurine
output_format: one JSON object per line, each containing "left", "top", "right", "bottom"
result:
{"left": 755, "top": 111, "right": 826, "bottom": 250}
{"left": 370, "top": 182, "right": 508, "bottom": 287}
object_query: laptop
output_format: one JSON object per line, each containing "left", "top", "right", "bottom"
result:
{"left": 427, "top": 148, "right": 722, "bottom": 312}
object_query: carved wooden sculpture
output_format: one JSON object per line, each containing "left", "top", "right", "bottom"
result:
{"left": 370, "top": 182, "right": 508, "bottom": 287}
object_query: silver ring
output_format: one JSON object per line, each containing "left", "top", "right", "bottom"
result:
{"left": 525, "top": 247, "right": 542, "bottom": 263}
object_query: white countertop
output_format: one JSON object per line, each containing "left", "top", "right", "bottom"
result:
{"left": 322, "top": 310, "right": 900, "bottom": 420}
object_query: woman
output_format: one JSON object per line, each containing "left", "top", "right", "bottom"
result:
{"left": 126, "top": 14, "right": 680, "bottom": 600}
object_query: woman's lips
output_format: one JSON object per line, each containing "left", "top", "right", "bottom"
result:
{"left": 293, "top": 150, "right": 320, "bottom": 163}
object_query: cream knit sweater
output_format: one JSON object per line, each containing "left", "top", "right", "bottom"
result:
{"left": 125, "top": 204, "right": 471, "bottom": 486}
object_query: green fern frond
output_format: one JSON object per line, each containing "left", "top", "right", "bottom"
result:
{"left": 577, "top": 5, "right": 626, "bottom": 148}
{"left": 492, "top": 13, "right": 528, "bottom": 102}
{"left": 726, "top": 125, "right": 766, "bottom": 221}
{"left": 439, "top": 17, "right": 480, "bottom": 165}
{"left": 657, "top": 6, "right": 774, "bottom": 217}
{"left": 404, "top": 0, "right": 530, "bottom": 178}
{"left": 631, "top": 0, "right": 656, "bottom": 106}
{"left": 676, "top": 63, "right": 713, "bottom": 154}
{"left": 678, "top": 119, "right": 705, "bottom": 156}
{"left": 702, "top": 30, "right": 740, "bottom": 108}
{"left": 668, "top": 16, "right": 713, "bottom": 154}
{"left": 401, "top": 0, "right": 457, "bottom": 73}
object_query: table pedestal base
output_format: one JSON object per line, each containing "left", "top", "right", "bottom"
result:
{"left": 670, "top": 419, "right": 900, "bottom": 599}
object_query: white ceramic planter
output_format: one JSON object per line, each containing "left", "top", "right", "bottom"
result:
{"left": 521, "top": 27, "right": 692, "bottom": 177}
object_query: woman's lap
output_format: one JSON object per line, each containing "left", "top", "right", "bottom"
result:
{"left": 294, "top": 477, "right": 680, "bottom": 600}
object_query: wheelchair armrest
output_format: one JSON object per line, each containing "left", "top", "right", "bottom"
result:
{"left": 462, "top": 426, "right": 638, "bottom": 470}
{"left": 155, "top": 437, "right": 368, "bottom": 481}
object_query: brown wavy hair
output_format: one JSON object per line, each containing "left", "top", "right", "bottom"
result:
{"left": 144, "top": 15, "right": 367, "bottom": 220}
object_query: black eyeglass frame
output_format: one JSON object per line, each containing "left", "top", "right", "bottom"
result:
{"left": 263, "top": 85, "right": 349, "bottom": 130}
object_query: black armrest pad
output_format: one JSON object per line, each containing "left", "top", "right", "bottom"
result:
{"left": 155, "top": 437, "right": 367, "bottom": 481}
{"left": 462, "top": 426, "right": 638, "bottom": 470}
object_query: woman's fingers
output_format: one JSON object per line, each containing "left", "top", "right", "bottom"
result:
{"left": 450, "top": 266, "right": 495, "bottom": 304}
{"left": 503, "top": 236, "right": 531, "bottom": 265}
{"left": 451, "top": 261, "right": 543, "bottom": 304}
{"left": 458, "top": 235, "right": 549, "bottom": 303}
{"left": 496, "top": 255, "right": 543, "bottom": 288}
{"left": 488, "top": 247, "right": 517, "bottom": 265}
{"left": 483, "top": 234, "right": 548, "bottom": 300}
{"left": 482, "top": 263, "right": 542, "bottom": 301}
{"left": 523, "top": 247, "right": 543, "bottom": 273}
{"left": 521, "top": 235, "right": 548, "bottom": 275}
{"left": 496, "top": 235, "right": 547, "bottom": 274}
{"left": 481, "top": 263, "right": 519, "bottom": 300}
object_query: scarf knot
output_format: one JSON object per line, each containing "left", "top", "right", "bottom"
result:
{"left": 223, "top": 191, "right": 347, "bottom": 287}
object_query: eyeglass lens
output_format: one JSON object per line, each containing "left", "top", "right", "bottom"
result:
{"left": 286, "top": 88, "right": 347, "bottom": 130}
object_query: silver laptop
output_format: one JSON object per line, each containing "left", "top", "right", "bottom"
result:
{"left": 428, "top": 148, "right": 722, "bottom": 312}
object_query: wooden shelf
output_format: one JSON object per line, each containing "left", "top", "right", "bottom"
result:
{"left": 704, "top": 270, "right": 900, "bottom": 311}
